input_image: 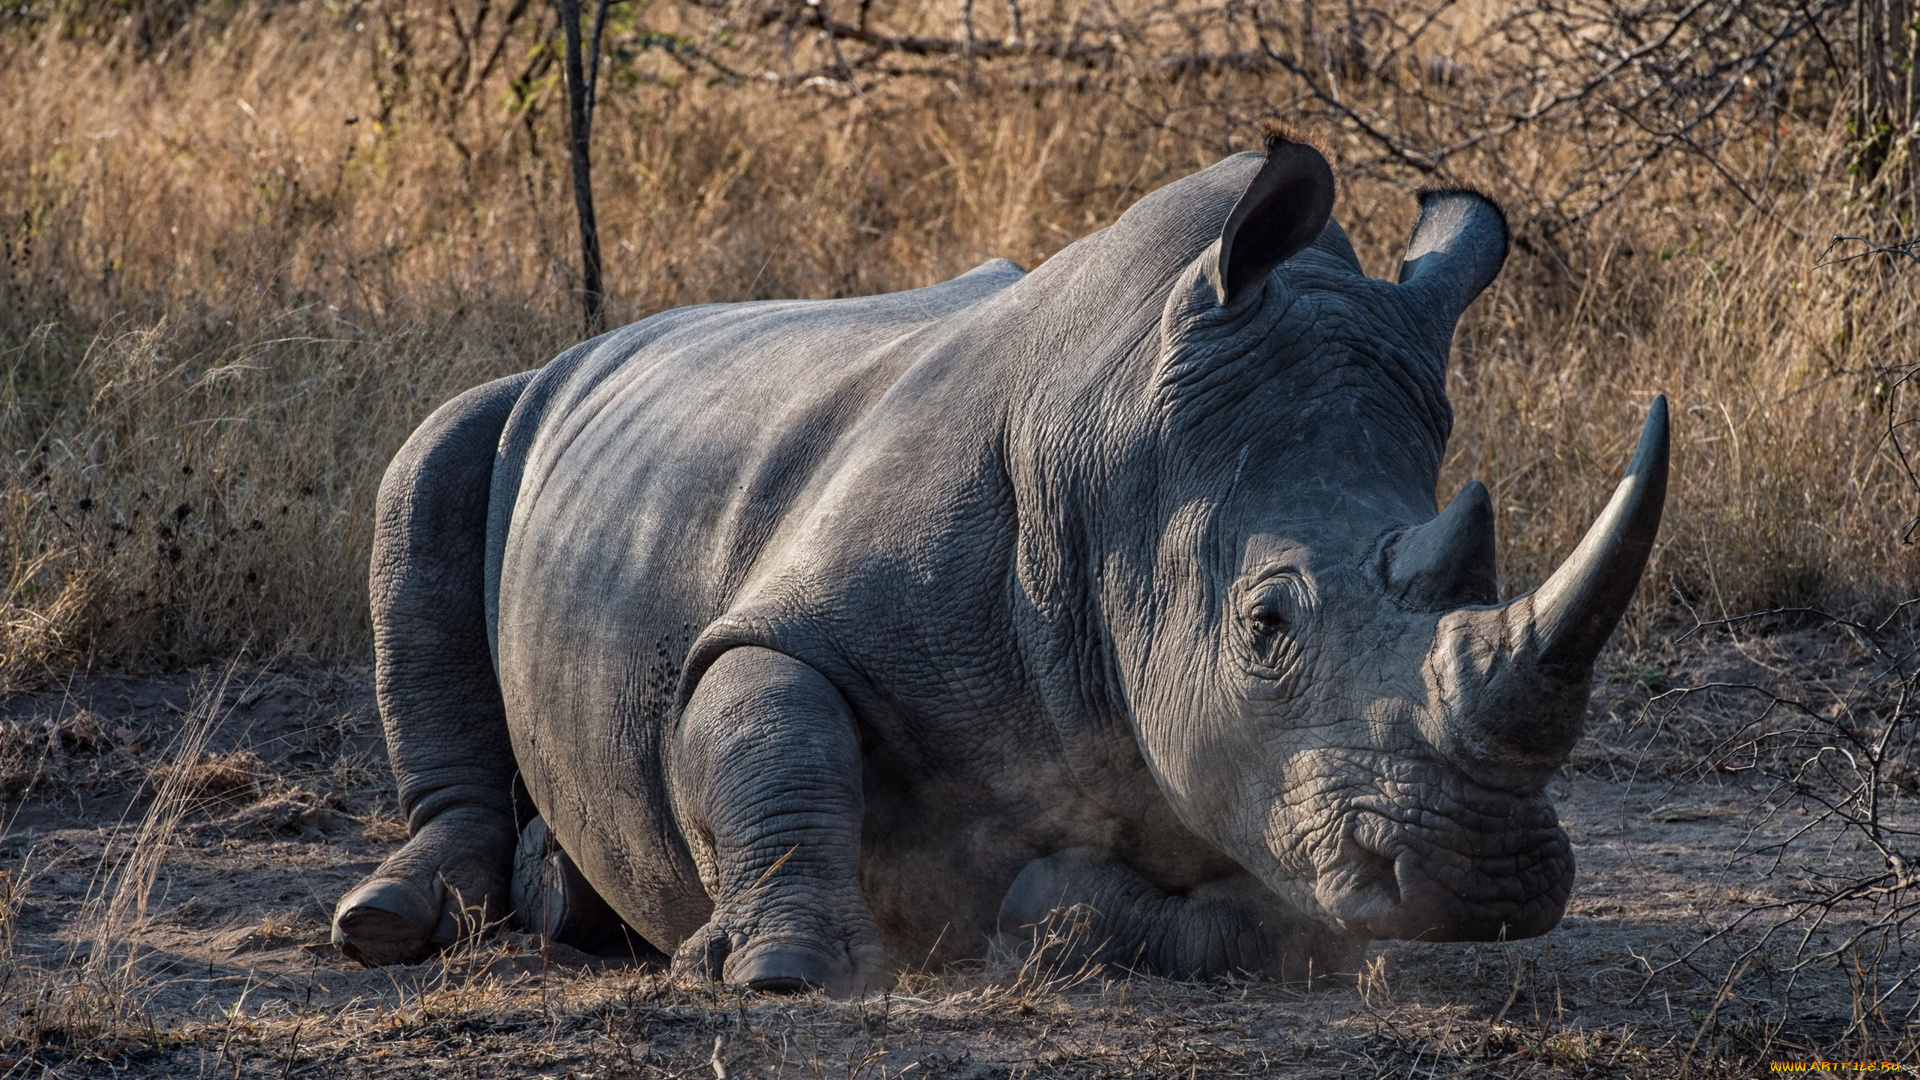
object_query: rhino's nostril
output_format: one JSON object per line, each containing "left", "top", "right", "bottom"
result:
{"left": 1353, "top": 844, "right": 1399, "bottom": 902}
{"left": 1311, "top": 831, "right": 1407, "bottom": 935}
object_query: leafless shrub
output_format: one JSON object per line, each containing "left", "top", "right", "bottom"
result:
{"left": 1609, "top": 241, "right": 1920, "bottom": 1048}
{"left": 1607, "top": 602, "right": 1917, "bottom": 1061}
{"left": 644, "top": 0, "right": 1898, "bottom": 230}
{"left": 1600, "top": 355, "right": 1918, "bottom": 1067}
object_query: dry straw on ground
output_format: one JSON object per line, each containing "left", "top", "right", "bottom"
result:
{"left": 1, "top": 646, "right": 1916, "bottom": 1077}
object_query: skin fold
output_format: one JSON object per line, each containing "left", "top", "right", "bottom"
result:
{"left": 332, "top": 137, "right": 1668, "bottom": 996}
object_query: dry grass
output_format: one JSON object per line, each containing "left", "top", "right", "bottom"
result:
{"left": 0, "top": 0, "right": 1912, "bottom": 682}
{"left": 0, "top": 904, "right": 1912, "bottom": 1078}
{"left": 0, "top": 664, "right": 240, "bottom": 1055}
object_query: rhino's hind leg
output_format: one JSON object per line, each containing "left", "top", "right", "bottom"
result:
{"left": 994, "top": 847, "right": 1363, "bottom": 986}
{"left": 669, "top": 646, "right": 890, "bottom": 998}
{"left": 333, "top": 371, "right": 536, "bottom": 966}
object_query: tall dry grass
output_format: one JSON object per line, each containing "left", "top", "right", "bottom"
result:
{"left": 0, "top": 662, "right": 246, "bottom": 1049}
{"left": 0, "top": 0, "right": 1914, "bottom": 684}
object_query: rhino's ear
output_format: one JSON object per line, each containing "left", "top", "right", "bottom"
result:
{"left": 1396, "top": 189, "right": 1509, "bottom": 322}
{"left": 1208, "top": 136, "right": 1337, "bottom": 307}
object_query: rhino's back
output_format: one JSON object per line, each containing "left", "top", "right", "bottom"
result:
{"left": 489, "top": 256, "right": 1026, "bottom": 646}
{"left": 484, "top": 259, "right": 1026, "bottom": 944}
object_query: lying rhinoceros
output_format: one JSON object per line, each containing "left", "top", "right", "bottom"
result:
{"left": 331, "top": 135, "right": 1667, "bottom": 996}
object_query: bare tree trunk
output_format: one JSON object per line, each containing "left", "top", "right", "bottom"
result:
{"left": 1855, "top": 0, "right": 1919, "bottom": 218}
{"left": 1899, "top": 0, "right": 1918, "bottom": 218}
{"left": 559, "top": 0, "right": 609, "bottom": 336}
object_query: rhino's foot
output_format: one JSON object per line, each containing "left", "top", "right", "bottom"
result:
{"left": 675, "top": 917, "right": 890, "bottom": 998}
{"left": 332, "top": 811, "right": 513, "bottom": 967}
{"left": 510, "top": 816, "right": 635, "bottom": 952}
{"left": 333, "top": 877, "right": 459, "bottom": 966}
{"left": 996, "top": 847, "right": 1362, "bottom": 986}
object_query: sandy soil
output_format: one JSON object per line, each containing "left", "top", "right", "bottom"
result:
{"left": 2, "top": 622, "right": 1916, "bottom": 1078}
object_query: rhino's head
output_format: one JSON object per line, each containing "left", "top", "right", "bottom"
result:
{"left": 1036, "top": 136, "right": 1667, "bottom": 943}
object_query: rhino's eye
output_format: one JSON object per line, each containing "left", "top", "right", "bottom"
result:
{"left": 1247, "top": 602, "right": 1287, "bottom": 636}
{"left": 1238, "top": 572, "right": 1308, "bottom": 686}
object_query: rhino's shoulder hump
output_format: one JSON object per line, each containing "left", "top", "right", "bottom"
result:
{"left": 938, "top": 257, "right": 1026, "bottom": 294}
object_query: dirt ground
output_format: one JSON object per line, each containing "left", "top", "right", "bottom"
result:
{"left": 2, "top": 620, "right": 1917, "bottom": 1078}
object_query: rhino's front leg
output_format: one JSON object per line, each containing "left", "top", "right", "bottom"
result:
{"left": 996, "top": 847, "right": 1363, "bottom": 985}
{"left": 668, "top": 646, "right": 890, "bottom": 998}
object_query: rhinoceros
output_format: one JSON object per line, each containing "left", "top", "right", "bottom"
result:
{"left": 331, "top": 135, "right": 1668, "bottom": 997}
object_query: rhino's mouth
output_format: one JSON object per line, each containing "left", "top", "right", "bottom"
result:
{"left": 1308, "top": 798, "right": 1574, "bottom": 942}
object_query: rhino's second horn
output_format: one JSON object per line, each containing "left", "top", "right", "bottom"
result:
{"left": 1387, "top": 479, "right": 1499, "bottom": 608}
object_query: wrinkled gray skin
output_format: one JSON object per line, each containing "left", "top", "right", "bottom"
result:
{"left": 332, "top": 138, "right": 1670, "bottom": 997}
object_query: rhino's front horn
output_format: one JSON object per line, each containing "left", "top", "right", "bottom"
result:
{"left": 1423, "top": 397, "right": 1668, "bottom": 791}
{"left": 1520, "top": 394, "right": 1669, "bottom": 671}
